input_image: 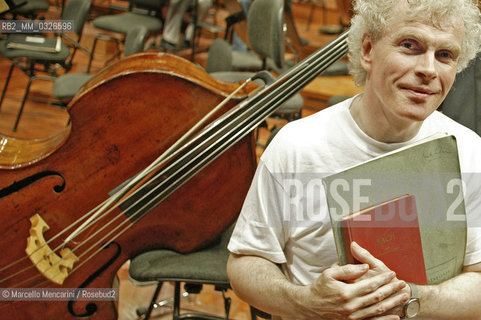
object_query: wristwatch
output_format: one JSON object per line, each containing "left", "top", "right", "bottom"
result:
{"left": 402, "top": 282, "right": 420, "bottom": 319}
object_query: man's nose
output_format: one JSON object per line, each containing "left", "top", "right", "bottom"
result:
{"left": 414, "top": 52, "right": 438, "bottom": 81}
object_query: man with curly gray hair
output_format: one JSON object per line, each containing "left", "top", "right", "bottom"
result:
{"left": 227, "top": 0, "right": 481, "bottom": 319}
{"left": 348, "top": 0, "right": 481, "bottom": 87}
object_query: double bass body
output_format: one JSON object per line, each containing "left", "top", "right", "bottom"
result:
{"left": 0, "top": 53, "right": 258, "bottom": 319}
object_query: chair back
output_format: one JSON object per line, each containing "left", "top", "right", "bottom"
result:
{"left": 130, "top": 0, "right": 166, "bottom": 13}
{"left": 247, "top": 0, "right": 285, "bottom": 70}
{"left": 205, "top": 38, "right": 233, "bottom": 73}
{"left": 123, "top": 26, "right": 149, "bottom": 56}
{"left": 61, "top": 0, "right": 91, "bottom": 37}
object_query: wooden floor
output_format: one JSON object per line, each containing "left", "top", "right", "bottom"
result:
{"left": 0, "top": 1, "right": 362, "bottom": 319}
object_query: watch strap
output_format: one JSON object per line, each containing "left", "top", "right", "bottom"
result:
{"left": 407, "top": 282, "right": 419, "bottom": 299}
{"left": 402, "top": 283, "right": 421, "bottom": 319}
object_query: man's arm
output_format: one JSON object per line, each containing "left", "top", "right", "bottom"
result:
{"left": 414, "top": 262, "right": 481, "bottom": 319}
{"left": 227, "top": 253, "right": 409, "bottom": 320}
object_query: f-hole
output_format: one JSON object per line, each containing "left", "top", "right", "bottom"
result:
{"left": 0, "top": 171, "right": 66, "bottom": 199}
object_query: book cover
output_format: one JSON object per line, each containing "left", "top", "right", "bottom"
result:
{"left": 341, "top": 194, "right": 428, "bottom": 284}
{"left": 6, "top": 35, "right": 62, "bottom": 53}
{"left": 323, "top": 134, "right": 467, "bottom": 285}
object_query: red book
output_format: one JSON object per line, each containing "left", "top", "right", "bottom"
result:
{"left": 341, "top": 194, "right": 428, "bottom": 284}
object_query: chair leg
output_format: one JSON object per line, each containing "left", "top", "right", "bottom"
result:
{"left": 104, "top": 41, "right": 122, "bottom": 67}
{"left": 250, "top": 307, "right": 258, "bottom": 320}
{"left": 190, "top": 0, "right": 199, "bottom": 62}
{"left": 221, "top": 289, "right": 231, "bottom": 319}
{"left": 13, "top": 75, "right": 35, "bottom": 132}
{"left": 12, "top": 74, "right": 55, "bottom": 132}
{"left": 87, "top": 35, "right": 100, "bottom": 73}
{"left": 143, "top": 282, "right": 164, "bottom": 320}
{"left": 87, "top": 34, "right": 122, "bottom": 73}
{"left": 250, "top": 306, "right": 271, "bottom": 320}
{"left": 0, "top": 63, "right": 15, "bottom": 111}
{"left": 173, "top": 281, "right": 181, "bottom": 320}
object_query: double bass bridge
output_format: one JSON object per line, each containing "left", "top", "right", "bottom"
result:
{"left": 25, "top": 214, "right": 78, "bottom": 285}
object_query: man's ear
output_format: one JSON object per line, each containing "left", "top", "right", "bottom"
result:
{"left": 360, "top": 34, "right": 373, "bottom": 72}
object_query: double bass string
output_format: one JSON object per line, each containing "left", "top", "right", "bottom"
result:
{"left": 1, "top": 79, "right": 258, "bottom": 288}
{"left": 43, "top": 30, "right": 351, "bottom": 282}
{"left": 60, "top": 78, "right": 255, "bottom": 247}
{"left": 3, "top": 32, "right": 350, "bottom": 288}
{"left": 63, "top": 31, "right": 351, "bottom": 265}
{"left": 60, "top": 31, "right": 348, "bottom": 267}
{"left": 260, "top": 31, "right": 350, "bottom": 115}
{"left": 6, "top": 31, "right": 348, "bottom": 288}
{"left": 104, "top": 32, "right": 351, "bottom": 226}
{"left": 106, "top": 31, "right": 350, "bottom": 232}
{"left": 47, "top": 83, "right": 263, "bottom": 265}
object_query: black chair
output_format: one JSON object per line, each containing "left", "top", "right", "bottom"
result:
{"left": 0, "top": 0, "right": 91, "bottom": 131}
{"left": 88, "top": 0, "right": 165, "bottom": 72}
{"left": 129, "top": 223, "right": 235, "bottom": 320}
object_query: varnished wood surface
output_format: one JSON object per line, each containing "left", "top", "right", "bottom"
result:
{"left": 0, "top": 1, "right": 361, "bottom": 319}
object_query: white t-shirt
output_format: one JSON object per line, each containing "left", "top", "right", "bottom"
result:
{"left": 228, "top": 97, "right": 481, "bottom": 285}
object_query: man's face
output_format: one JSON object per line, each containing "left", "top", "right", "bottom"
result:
{"left": 361, "top": 4, "right": 464, "bottom": 125}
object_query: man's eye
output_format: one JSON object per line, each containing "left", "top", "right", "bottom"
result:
{"left": 400, "top": 39, "right": 418, "bottom": 50}
{"left": 437, "top": 51, "right": 455, "bottom": 61}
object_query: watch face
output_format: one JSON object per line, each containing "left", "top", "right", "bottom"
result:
{"left": 406, "top": 298, "right": 421, "bottom": 318}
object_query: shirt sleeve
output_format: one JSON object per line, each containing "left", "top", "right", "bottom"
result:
{"left": 228, "top": 160, "right": 290, "bottom": 264}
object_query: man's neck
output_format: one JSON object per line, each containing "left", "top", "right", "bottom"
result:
{"left": 349, "top": 93, "right": 423, "bottom": 143}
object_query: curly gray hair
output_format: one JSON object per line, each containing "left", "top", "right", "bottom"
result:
{"left": 347, "top": 0, "right": 481, "bottom": 87}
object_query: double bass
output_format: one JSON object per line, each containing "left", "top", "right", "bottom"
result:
{"left": 0, "top": 32, "right": 348, "bottom": 319}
